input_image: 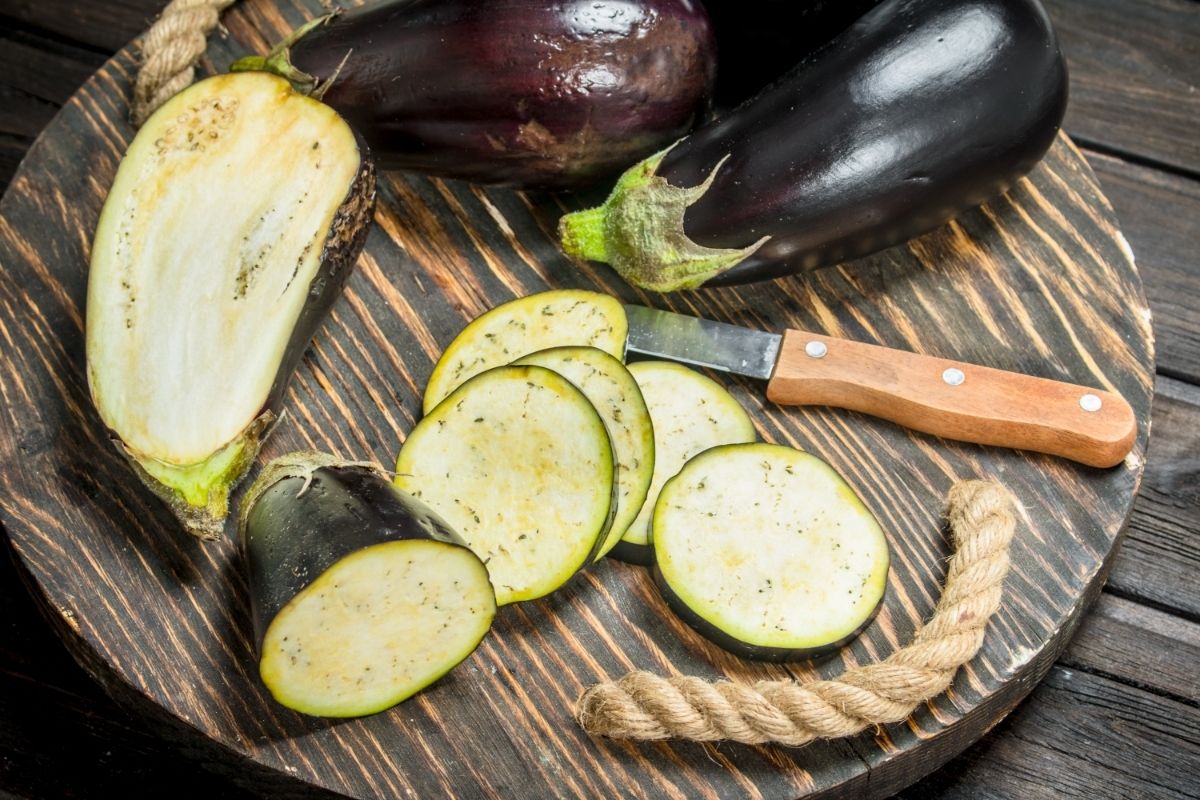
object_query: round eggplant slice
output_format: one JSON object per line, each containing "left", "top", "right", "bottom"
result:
{"left": 653, "top": 443, "right": 889, "bottom": 661}
{"left": 612, "top": 361, "right": 756, "bottom": 565}
{"left": 240, "top": 452, "right": 495, "bottom": 718}
{"left": 398, "top": 366, "right": 615, "bottom": 605}
{"left": 514, "top": 347, "right": 654, "bottom": 560}
{"left": 87, "top": 72, "right": 375, "bottom": 538}
{"left": 422, "top": 290, "right": 627, "bottom": 414}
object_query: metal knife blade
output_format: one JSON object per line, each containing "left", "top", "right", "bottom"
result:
{"left": 623, "top": 304, "right": 781, "bottom": 381}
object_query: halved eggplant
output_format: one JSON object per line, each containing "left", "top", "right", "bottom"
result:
{"left": 422, "top": 290, "right": 627, "bottom": 414}
{"left": 612, "top": 361, "right": 756, "bottom": 565}
{"left": 239, "top": 452, "right": 495, "bottom": 717}
{"left": 653, "top": 443, "right": 889, "bottom": 661}
{"left": 86, "top": 72, "right": 375, "bottom": 538}
{"left": 231, "top": 0, "right": 716, "bottom": 188}
{"left": 397, "top": 365, "right": 615, "bottom": 605}
{"left": 513, "top": 346, "right": 654, "bottom": 560}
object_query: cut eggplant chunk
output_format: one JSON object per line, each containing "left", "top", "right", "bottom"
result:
{"left": 612, "top": 361, "right": 756, "bottom": 564}
{"left": 397, "top": 365, "right": 615, "bottom": 605}
{"left": 422, "top": 290, "right": 627, "bottom": 414}
{"left": 653, "top": 443, "right": 889, "bottom": 660}
{"left": 240, "top": 452, "right": 495, "bottom": 718}
{"left": 514, "top": 347, "right": 654, "bottom": 560}
{"left": 86, "top": 72, "right": 375, "bottom": 539}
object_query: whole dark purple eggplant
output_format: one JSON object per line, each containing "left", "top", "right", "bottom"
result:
{"left": 559, "top": 0, "right": 1068, "bottom": 291}
{"left": 705, "top": 0, "right": 885, "bottom": 105}
{"left": 232, "top": 0, "right": 716, "bottom": 189}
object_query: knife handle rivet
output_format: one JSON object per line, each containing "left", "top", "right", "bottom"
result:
{"left": 1080, "top": 393, "right": 1102, "bottom": 412}
{"left": 943, "top": 368, "right": 966, "bottom": 386}
{"left": 805, "top": 341, "right": 828, "bottom": 359}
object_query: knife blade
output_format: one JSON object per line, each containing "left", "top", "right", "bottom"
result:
{"left": 623, "top": 304, "right": 1136, "bottom": 468}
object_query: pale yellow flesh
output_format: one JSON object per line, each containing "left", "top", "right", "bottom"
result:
{"left": 260, "top": 540, "right": 495, "bottom": 718}
{"left": 422, "top": 290, "right": 627, "bottom": 414}
{"left": 514, "top": 347, "right": 653, "bottom": 559}
{"left": 87, "top": 72, "right": 360, "bottom": 465}
{"left": 620, "top": 362, "right": 756, "bottom": 548}
{"left": 397, "top": 366, "right": 614, "bottom": 605}
{"left": 655, "top": 444, "right": 889, "bottom": 650}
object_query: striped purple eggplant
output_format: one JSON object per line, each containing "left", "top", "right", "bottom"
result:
{"left": 233, "top": 0, "right": 716, "bottom": 189}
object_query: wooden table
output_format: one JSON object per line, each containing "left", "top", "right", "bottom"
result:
{"left": 0, "top": 1, "right": 1196, "bottom": 797}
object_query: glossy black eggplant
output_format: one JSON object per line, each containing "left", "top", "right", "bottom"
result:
{"left": 705, "top": 0, "right": 885, "bottom": 105}
{"left": 559, "top": 0, "right": 1068, "bottom": 291}
{"left": 240, "top": 452, "right": 496, "bottom": 717}
{"left": 232, "top": 0, "right": 716, "bottom": 189}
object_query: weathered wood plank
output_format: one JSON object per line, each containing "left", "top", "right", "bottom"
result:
{"left": 1109, "top": 377, "right": 1200, "bottom": 619}
{"left": 1086, "top": 151, "right": 1200, "bottom": 384}
{"left": 0, "top": 0, "right": 163, "bottom": 54}
{"left": 1045, "top": 0, "right": 1200, "bottom": 176}
{"left": 898, "top": 665, "right": 1200, "bottom": 799}
{"left": 1060, "top": 593, "right": 1200, "bottom": 702}
{"left": 0, "top": 550, "right": 257, "bottom": 799}
{"left": 0, "top": 25, "right": 106, "bottom": 188}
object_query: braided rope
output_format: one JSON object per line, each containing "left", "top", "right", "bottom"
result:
{"left": 131, "top": 0, "right": 238, "bottom": 125}
{"left": 576, "top": 480, "right": 1015, "bottom": 746}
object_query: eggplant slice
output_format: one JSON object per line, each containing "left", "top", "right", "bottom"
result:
{"left": 422, "top": 290, "right": 627, "bottom": 414}
{"left": 87, "top": 72, "right": 375, "bottom": 538}
{"left": 240, "top": 452, "right": 495, "bottom": 718}
{"left": 612, "top": 361, "right": 756, "bottom": 564}
{"left": 514, "top": 346, "right": 654, "bottom": 560}
{"left": 653, "top": 443, "right": 889, "bottom": 660}
{"left": 397, "top": 365, "right": 615, "bottom": 606}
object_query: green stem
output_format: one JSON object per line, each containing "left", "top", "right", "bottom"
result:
{"left": 557, "top": 148, "right": 769, "bottom": 293}
{"left": 559, "top": 206, "right": 610, "bottom": 263}
{"left": 229, "top": 13, "right": 337, "bottom": 96}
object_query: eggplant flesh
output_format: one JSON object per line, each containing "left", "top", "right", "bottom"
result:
{"left": 611, "top": 361, "right": 755, "bottom": 565}
{"left": 240, "top": 453, "right": 496, "bottom": 717}
{"left": 86, "top": 72, "right": 375, "bottom": 538}
{"left": 559, "top": 0, "right": 1068, "bottom": 291}
{"left": 652, "top": 443, "right": 889, "bottom": 661}
{"left": 396, "top": 365, "right": 616, "bottom": 606}
{"left": 232, "top": 0, "right": 716, "bottom": 189}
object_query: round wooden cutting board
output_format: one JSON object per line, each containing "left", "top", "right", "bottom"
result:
{"left": 0, "top": 3, "right": 1153, "bottom": 798}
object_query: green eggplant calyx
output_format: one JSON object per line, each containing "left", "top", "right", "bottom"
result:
{"left": 558, "top": 146, "right": 769, "bottom": 292}
{"left": 229, "top": 13, "right": 337, "bottom": 96}
{"left": 123, "top": 413, "right": 275, "bottom": 541}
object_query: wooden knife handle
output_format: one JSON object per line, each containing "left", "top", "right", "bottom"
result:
{"left": 765, "top": 330, "right": 1137, "bottom": 468}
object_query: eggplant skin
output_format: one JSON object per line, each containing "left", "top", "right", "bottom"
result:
{"left": 652, "top": 562, "right": 885, "bottom": 662}
{"left": 243, "top": 0, "right": 715, "bottom": 189}
{"left": 559, "top": 0, "right": 1068, "bottom": 290}
{"left": 239, "top": 453, "right": 478, "bottom": 653}
{"left": 704, "top": 0, "right": 885, "bottom": 106}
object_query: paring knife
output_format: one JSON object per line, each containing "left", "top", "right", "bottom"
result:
{"left": 623, "top": 305, "right": 1136, "bottom": 468}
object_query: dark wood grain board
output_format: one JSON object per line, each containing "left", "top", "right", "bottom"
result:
{"left": 0, "top": 1, "right": 1155, "bottom": 797}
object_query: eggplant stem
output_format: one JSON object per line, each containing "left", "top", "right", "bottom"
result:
{"left": 558, "top": 148, "right": 769, "bottom": 293}
{"left": 311, "top": 47, "right": 353, "bottom": 102}
{"left": 230, "top": 13, "right": 338, "bottom": 96}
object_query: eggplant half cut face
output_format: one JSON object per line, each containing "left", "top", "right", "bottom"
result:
{"left": 86, "top": 72, "right": 375, "bottom": 539}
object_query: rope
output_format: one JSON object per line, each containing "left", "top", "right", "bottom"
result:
{"left": 576, "top": 480, "right": 1016, "bottom": 746}
{"left": 131, "top": 0, "right": 238, "bottom": 125}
